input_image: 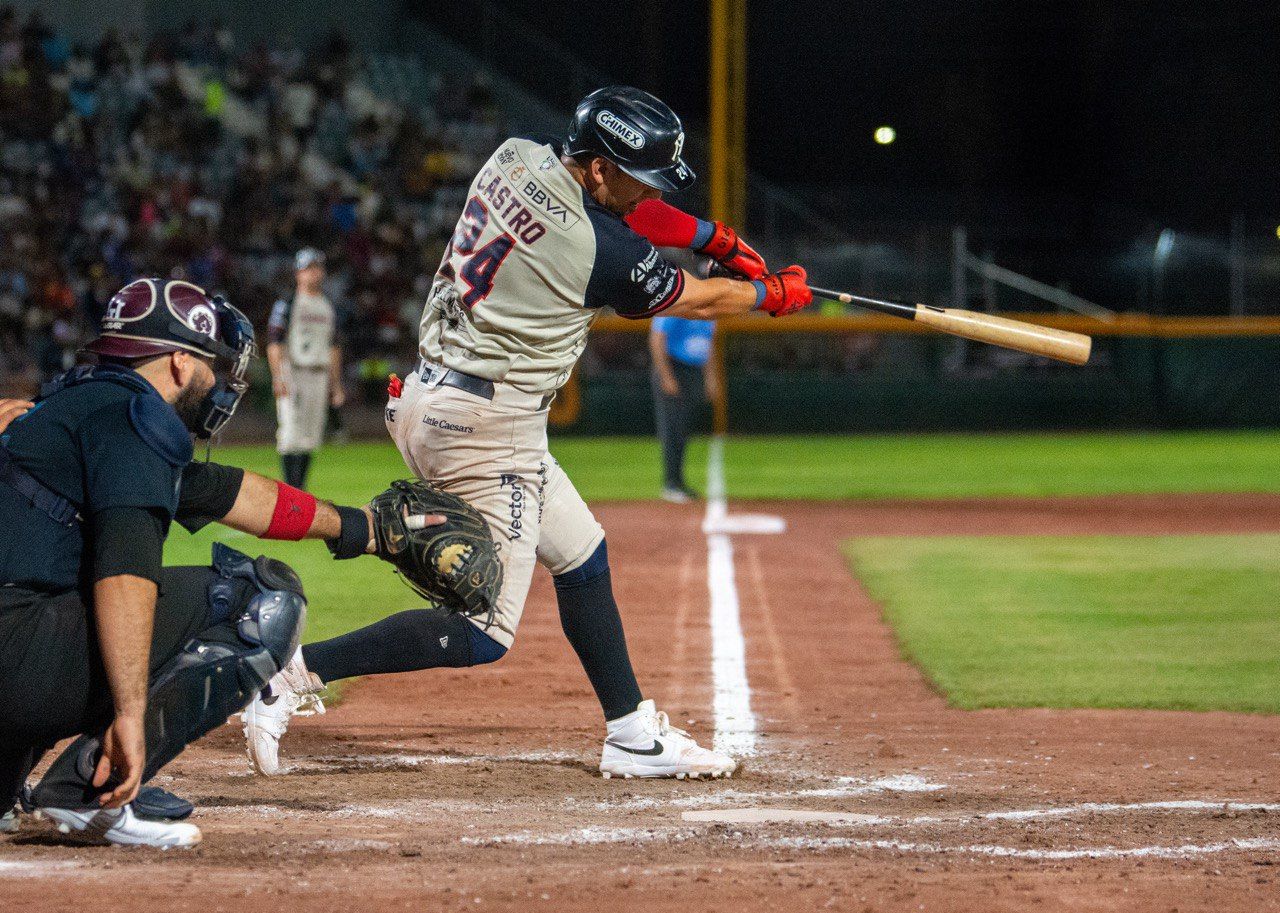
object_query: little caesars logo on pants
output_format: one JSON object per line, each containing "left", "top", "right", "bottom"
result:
{"left": 500, "top": 474, "right": 525, "bottom": 541}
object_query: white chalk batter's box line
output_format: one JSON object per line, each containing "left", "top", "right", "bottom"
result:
{"left": 680, "top": 798, "right": 1280, "bottom": 828}
{"left": 459, "top": 827, "right": 1280, "bottom": 862}
{"left": 454, "top": 793, "right": 1280, "bottom": 860}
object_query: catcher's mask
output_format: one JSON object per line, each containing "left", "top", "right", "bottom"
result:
{"left": 83, "top": 279, "right": 256, "bottom": 439}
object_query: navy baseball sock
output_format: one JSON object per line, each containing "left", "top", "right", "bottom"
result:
{"left": 553, "top": 540, "right": 644, "bottom": 722}
{"left": 301, "top": 608, "right": 506, "bottom": 683}
{"left": 297, "top": 452, "right": 312, "bottom": 490}
{"left": 281, "top": 454, "right": 303, "bottom": 489}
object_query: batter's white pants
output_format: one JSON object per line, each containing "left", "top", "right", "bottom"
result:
{"left": 385, "top": 365, "right": 605, "bottom": 648}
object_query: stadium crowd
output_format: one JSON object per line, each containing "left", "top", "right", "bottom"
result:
{"left": 0, "top": 7, "right": 507, "bottom": 395}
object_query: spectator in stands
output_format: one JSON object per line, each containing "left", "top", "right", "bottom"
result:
{"left": 0, "top": 10, "right": 503, "bottom": 395}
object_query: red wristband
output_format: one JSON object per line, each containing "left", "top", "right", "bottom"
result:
{"left": 264, "top": 481, "right": 317, "bottom": 540}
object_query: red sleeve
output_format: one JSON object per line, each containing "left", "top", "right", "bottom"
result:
{"left": 623, "top": 199, "right": 701, "bottom": 248}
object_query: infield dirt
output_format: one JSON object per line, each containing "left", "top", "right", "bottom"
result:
{"left": 4, "top": 495, "right": 1279, "bottom": 912}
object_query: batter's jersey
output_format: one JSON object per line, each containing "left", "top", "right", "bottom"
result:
{"left": 419, "top": 135, "right": 686, "bottom": 394}
{"left": 268, "top": 291, "right": 337, "bottom": 368}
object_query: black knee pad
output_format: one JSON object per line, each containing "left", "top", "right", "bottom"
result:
{"left": 33, "top": 583, "right": 306, "bottom": 807}
{"left": 207, "top": 542, "right": 306, "bottom": 666}
{"left": 254, "top": 554, "right": 304, "bottom": 598}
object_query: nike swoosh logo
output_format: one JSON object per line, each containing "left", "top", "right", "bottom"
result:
{"left": 606, "top": 739, "right": 665, "bottom": 757}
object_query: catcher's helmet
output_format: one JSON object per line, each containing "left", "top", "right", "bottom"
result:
{"left": 82, "top": 278, "right": 256, "bottom": 437}
{"left": 564, "top": 86, "right": 695, "bottom": 193}
{"left": 83, "top": 278, "right": 250, "bottom": 364}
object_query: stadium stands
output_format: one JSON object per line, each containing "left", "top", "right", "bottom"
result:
{"left": 0, "top": 7, "right": 504, "bottom": 392}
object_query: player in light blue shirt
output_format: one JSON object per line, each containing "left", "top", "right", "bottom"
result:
{"left": 649, "top": 314, "right": 716, "bottom": 502}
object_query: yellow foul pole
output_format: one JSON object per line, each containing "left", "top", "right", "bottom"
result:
{"left": 708, "top": 0, "right": 746, "bottom": 434}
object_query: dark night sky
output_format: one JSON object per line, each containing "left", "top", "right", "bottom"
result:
{"left": 422, "top": 2, "right": 1280, "bottom": 240}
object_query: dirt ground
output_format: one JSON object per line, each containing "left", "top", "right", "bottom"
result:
{"left": 4, "top": 495, "right": 1280, "bottom": 912}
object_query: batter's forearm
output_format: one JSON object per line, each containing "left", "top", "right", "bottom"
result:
{"left": 663, "top": 273, "right": 760, "bottom": 320}
{"left": 93, "top": 574, "right": 157, "bottom": 720}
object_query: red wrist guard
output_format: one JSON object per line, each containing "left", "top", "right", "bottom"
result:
{"left": 264, "top": 482, "right": 317, "bottom": 540}
{"left": 624, "top": 199, "right": 700, "bottom": 247}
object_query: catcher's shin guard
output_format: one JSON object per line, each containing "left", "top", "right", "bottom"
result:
{"left": 139, "top": 582, "right": 305, "bottom": 779}
{"left": 31, "top": 547, "right": 306, "bottom": 808}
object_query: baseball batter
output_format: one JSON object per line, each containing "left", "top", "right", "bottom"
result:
{"left": 268, "top": 248, "right": 345, "bottom": 490}
{"left": 244, "top": 86, "right": 811, "bottom": 779}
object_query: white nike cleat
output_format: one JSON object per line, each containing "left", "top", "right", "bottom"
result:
{"left": 0, "top": 806, "right": 18, "bottom": 833}
{"left": 242, "top": 646, "right": 325, "bottom": 776}
{"left": 41, "top": 804, "right": 201, "bottom": 848}
{"left": 600, "top": 699, "right": 737, "bottom": 780}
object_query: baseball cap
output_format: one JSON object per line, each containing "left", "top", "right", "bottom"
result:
{"left": 295, "top": 248, "right": 326, "bottom": 271}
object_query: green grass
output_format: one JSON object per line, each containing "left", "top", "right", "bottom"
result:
{"left": 187, "top": 430, "right": 1280, "bottom": 507}
{"left": 166, "top": 430, "right": 1280, "bottom": 648}
{"left": 844, "top": 534, "right": 1280, "bottom": 713}
{"left": 717, "top": 430, "right": 1280, "bottom": 500}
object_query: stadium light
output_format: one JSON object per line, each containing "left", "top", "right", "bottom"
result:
{"left": 874, "top": 125, "right": 896, "bottom": 145}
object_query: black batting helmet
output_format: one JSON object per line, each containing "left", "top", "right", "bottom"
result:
{"left": 564, "top": 86, "right": 695, "bottom": 193}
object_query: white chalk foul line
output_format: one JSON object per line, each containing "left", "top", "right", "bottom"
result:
{"left": 683, "top": 798, "right": 1280, "bottom": 828}
{"left": 705, "top": 435, "right": 757, "bottom": 757}
{"left": 596, "top": 774, "right": 947, "bottom": 811}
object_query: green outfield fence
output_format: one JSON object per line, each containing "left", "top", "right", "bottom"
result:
{"left": 554, "top": 314, "right": 1280, "bottom": 434}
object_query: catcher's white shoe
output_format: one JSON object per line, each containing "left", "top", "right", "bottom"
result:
{"left": 600, "top": 699, "right": 737, "bottom": 780}
{"left": 41, "top": 804, "right": 201, "bottom": 848}
{"left": 242, "top": 646, "right": 325, "bottom": 776}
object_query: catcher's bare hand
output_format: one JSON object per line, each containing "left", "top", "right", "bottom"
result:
{"left": 0, "top": 398, "right": 33, "bottom": 433}
{"left": 94, "top": 712, "right": 146, "bottom": 808}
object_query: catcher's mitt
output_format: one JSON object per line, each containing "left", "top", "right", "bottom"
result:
{"left": 369, "top": 480, "right": 502, "bottom": 627}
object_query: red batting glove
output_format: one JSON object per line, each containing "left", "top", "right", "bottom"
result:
{"left": 700, "top": 222, "right": 768, "bottom": 280}
{"left": 754, "top": 266, "right": 812, "bottom": 317}
{"left": 387, "top": 373, "right": 403, "bottom": 398}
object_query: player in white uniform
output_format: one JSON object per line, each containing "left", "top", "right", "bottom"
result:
{"left": 267, "top": 248, "right": 345, "bottom": 490}
{"left": 244, "top": 87, "right": 812, "bottom": 779}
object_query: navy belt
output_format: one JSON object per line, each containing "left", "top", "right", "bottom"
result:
{"left": 417, "top": 359, "right": 495, "bottom": 401}
{"left": 0, "top": 445, "right": 79, "bottom": 527}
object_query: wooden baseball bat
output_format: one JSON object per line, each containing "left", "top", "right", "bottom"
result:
{"left": 809, "top": 287, "right": 1092, "bottom": 366}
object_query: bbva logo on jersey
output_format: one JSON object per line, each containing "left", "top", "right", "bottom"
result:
{"left": 596, "top": 110, "right": 645, "bottom": 149}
